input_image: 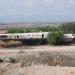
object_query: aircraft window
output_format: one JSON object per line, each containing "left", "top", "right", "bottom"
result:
{"left": 42, "top": 34, "right": 44, "bottom": 38}
{"left": 0, "top": 35, "right": 7, "bottom": 38}
{"left": 17, "top": 36, "right": 19, "bottom": 38}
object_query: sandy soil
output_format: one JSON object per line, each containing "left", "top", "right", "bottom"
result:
{"left": 0, "top": 45, "right": 75, "bottom": 54}
{"left": 2, "top": 65, "right": 75, "bottom": 75}
{"left": 0, "top": 45, "right": 75, "bottom": 75}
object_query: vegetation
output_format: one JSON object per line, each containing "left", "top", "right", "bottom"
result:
{"left": 6, "top": 22, "right": 75, "bottom": 34}
{"left": 47, "top": 31, "right": 64, "bottom": 45}
{"left": 4, "top": 22, "right": 75, "bottom": 46}
{"left": 8, "top": 57, "right": 17, "bottom": 63}
{"left": 60, "top": 22, "right": 75, "bottom": 33}
{"left": 7, "top": 26, "right": 60, "bottom": 33}
{"left": 7, "top": 28, "right": 25, "bottom": 33}
{"left": 0, "top": 41, "right": 22, "bottom": 48}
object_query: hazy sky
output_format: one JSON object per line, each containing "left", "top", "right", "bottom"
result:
{"left": 0, "top": 0, "right": 75, "bottom": 22}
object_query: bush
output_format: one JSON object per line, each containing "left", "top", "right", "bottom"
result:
{"left": 60, "top": 22, "right": 75, "bottom": 33}
{"left": 7, "top": 28, "right": 25, "bottom": 33}
{"left": 4, "top": 57, "right": 17, "bottom": 63}
{"left": 47, "top": 31, "right": 64, "bottom": 45}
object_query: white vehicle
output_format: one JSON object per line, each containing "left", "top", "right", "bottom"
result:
{"left": 0, "top": 32, "right": 48, "bottom": 40}
{"left": 0, "top": 32, "right": 75, "bottom": 43}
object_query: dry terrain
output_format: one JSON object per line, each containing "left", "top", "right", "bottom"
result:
{"left": 0, "top": 45, "right": 75, "bottom": 75}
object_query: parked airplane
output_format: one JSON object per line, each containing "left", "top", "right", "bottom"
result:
{"left": 0, "top": 32, "right": 75, "bottom": 43}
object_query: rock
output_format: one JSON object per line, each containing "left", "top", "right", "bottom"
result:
{"left": 4, "top": 57, "right": 17, "bottom": 63}
{"left": 0, "top": 57, "right": 3, "bottom": 63}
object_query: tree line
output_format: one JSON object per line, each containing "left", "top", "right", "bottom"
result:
{"left": 7, "top": 22, "right": 75, "bottom": 33}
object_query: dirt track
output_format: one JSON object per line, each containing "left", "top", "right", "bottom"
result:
{"left": 0, "top": 45, "right": 75, "bottom": 54}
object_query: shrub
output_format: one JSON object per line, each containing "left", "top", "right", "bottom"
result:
{"left": 7, "top": 57, "right": 17, "bottom": 63}
{"left": 25, "top": 29, "right": 31, "bottom": 33}
{"left": 60, "top": 22, "right": 75, "bottom": 33}
{"left": 7, "top": 28, "right": 25, "bottom": 33}
{"left": 31, "top": 29, "right": 40, "bottom": 32}
{"left": 47, "top": 31, "right": 64, "bottom": 45}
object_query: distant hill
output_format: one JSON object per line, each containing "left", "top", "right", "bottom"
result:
{"left": 0, "top": 21, "right": 74, "bottom": 30}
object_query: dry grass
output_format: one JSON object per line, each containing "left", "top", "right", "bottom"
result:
{"left": 0, "top": 41, "right": 22, "bottom": 48}
{"left": 0, "top": 51, "right": 75, "bottom": 75}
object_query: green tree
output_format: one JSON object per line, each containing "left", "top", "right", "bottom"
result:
{"left": 47, "top": 31, "right": 64, "bottom": 45}
{"left": 60, "top": 22, "right": 75, "bottom": 33}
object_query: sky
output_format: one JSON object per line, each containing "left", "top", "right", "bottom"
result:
{"left": 0, "top": 0, "right": 75, "bottom": 23}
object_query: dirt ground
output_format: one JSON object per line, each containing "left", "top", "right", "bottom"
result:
{"left": 0, "top": 45, "right": 75, "bottom": 75}
{"left": 3, "top": 65, "right": 75, "bottom": 75}
{"left": 0, "top": 45, "right": 75, "bottom": 55}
